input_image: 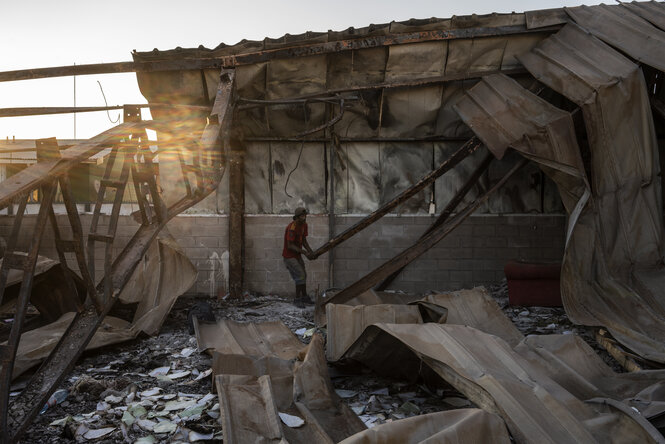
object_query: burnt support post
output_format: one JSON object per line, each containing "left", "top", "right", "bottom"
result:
{"left": 228, "top": 146, "right": 245, "bottom": 299}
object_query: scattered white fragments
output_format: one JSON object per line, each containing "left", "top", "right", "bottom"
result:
{"left": 84, "top": 427, "right": 116, "bottom": 440}
{"left": 153, "top": 420, "right": 177, "bottom": 434}
{"left": 193, "top": 369, "right": 212, "bottom": 381}
{"left": 167, "top": 370, "right": 191, "bottom": 380}
{"left": 140, "top": 387, "right": 161, "bottom": 397}
{"left": 179, "top": 347, "right": 196, "bottom": 358}
{"left": 164, "top": 399, "right": 197, "bottom": 412}
{"left": 278, "top": 412, "right": 305, "bottom": 428}
{"left": 148, "top": 366, "right": 170, "bottom": 377}
{"left": 105, "top": 394, "right": 124, "bottom": 404}
{"left": 335, "top": 389, "right": 358, "bottom": 399}
{"left": 189, "top": 430, "right": 214, "bottom": 441}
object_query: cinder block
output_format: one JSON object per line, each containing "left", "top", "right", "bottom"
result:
{"left": 472, "top": 270, "right": 497, "bottom": 284}
{"left": 450, "top": 270, "right": 473, "bottom": 283}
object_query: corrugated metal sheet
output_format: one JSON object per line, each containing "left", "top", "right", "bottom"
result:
{"left": 339, "top": 409, "right": 511, "bottom": 444}
{"left": 620, "top": 1, "right": 665, "bottom": 31}
{"left": 518, "top": 23, "right": 665, "bottom": 363}
{"left": 345, "top": 323, "right": 665, "bottom": 443}
{"left": 565, "top": 3, "right": 665, "bottom": 72}
{"left": 194, "top": 319, "right": 303, "bottom": 358}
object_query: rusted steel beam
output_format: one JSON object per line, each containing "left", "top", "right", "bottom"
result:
{"left": 5, "top": 69, "right": 236, "bottom": 443}
{"left": 325, "top": 157, "right": 528, "bottom": 307}
{"left": 0, "top": 181, "right": 58, "bottom": 442}
{"left": 245, "top": 136, "right": 469, "bottom": 143}
{"left": 0, "top": 25, "right": 556, "bottom": 83}
{"left": 0, "top": 103, "right": 211, "bottom": 118}
{"left": 311, "top": 138, "right": 482, "bottom": 259}
{"left": 376, "top": 151, "right": 494, "bottom": 290}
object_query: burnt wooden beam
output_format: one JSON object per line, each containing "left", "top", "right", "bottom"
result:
{"left": 376, "top": 151, "right": 494, "bottom": 290}
{"left": 311, "top": 138, "right": 482, "bottom": 259}
{"left": 0, "top": 25, "right": 556, "bottom": 82}
{"left": 324, "top": 157, "right": 528, "bottom": 307}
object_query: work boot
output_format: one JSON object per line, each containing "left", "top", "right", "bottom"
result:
{"left": 293, "top": 284, "right": 306, "bottom": 308}
{"left": 297, "top": 284, "right": 315, "bottom": 306}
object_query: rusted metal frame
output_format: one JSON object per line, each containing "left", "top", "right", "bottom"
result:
{"left": 127, "top": 105, "right": 166, "bottom": 225}
{"left": 6, "top": 68, "right": 236, "bottom": 443}
{"left": 0, "top": 180, "right": 58, "bottom": 442}
{"left": 34, "top": 138, "right": 95, "bottom": 312}
{"left": 0, "top": 103, "right": 212, "bottom": 118}
{"left": 237, "top": 96, "right": 347, "bottom": 108}
{"left": 0, "top": 195, "right": 29, "bottom": 306}
{"left": 249, "top": 68, "right": 528, "bottom": 104}
{"left": 130, "top": 161, "right": 153, "bottom": 225}
{"left": 104, "top": 147, "right": 134, "bottom": 306}
{"left": 0, "top": 25, "right": 557, "bottom": 83}
{"left": 376, "top": 151, "right": 494, "bottom": 290}
{"left": 52, "top": 174, "right": 100, "bottom": 311}
{"left": 175, "top": 148, "right": 195, "bottom": 198}
{"left": 86, "top": 144, "right": 121, "bottom": 302}
{"left": 325, "top": 157, "right": 527, "bottom": 306}
{"left": 0, "top": 122, "right": 146, "bottom": 211}
{"left": 133, "top": 147, "right": 167, "bottom": 224}
{"left": 246, "top": 136, "right": 469, "bottom": 143}
{"left": 311, "top": 138, "right": 482, "bottom": 259}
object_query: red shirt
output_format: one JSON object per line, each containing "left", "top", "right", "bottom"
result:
{"left": 282, "top": 221, "right": 308, "bottom": 259}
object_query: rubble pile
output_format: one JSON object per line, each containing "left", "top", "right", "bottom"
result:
{"left": 15, "top": 281, "right": 644, "bottom": 442}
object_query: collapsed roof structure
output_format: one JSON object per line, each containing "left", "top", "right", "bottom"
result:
{"left": 1, "top": 1, "right": 665, "bottom": 442}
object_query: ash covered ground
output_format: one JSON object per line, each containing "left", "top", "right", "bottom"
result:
{"left": 13, "top": 281, "right": 622, "bottom": 443}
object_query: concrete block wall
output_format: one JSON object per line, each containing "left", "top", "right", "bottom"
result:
{"left": 0, "top": 212, "right": 566, "bottom": 298}
{"left": 330, "top": 214, "right": 566, "bottom": 294}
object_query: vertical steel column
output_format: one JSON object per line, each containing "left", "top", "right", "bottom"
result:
{"left": 228, "top": 145, "right": 245, "bottom": 299}
{"left": 328, "top": 133, "right": 339, "bottom": 289}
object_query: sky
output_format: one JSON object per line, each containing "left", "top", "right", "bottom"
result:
{"left": 0, "top": 0, "right": 602, "bottom": 140}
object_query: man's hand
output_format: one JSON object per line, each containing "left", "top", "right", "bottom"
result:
{"left": 305, "top": 251, "right": 317, "bottom": 260}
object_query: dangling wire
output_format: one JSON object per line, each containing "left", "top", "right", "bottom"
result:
{"left": 97, "top": 81, "right": 121, "bottom": 124}
{"left": 284, "top": 97, "right": 345, "bottom": 198}
{"left": 284, "top": 137, "right": 306, "bottom": 198}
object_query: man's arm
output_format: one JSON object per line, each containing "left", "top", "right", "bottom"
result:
{"left": 302, "top": 238, "right": 316, "bottom": 260}
{"left": 287, "top": 240, "right": 308, "bottom": 255}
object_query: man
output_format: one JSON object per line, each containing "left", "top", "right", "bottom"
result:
{"left": 283, "top": 207, "right": 316, "bottom": 307}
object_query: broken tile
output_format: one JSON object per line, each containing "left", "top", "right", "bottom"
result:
{"left": 278, "top": 412, "right": 305, "bottom": 428}
{"left": 153, "top": 421, "right": 178, "bottom": 434}
{"left": 335, "top": 389, "right": 358, "bottom": 399}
